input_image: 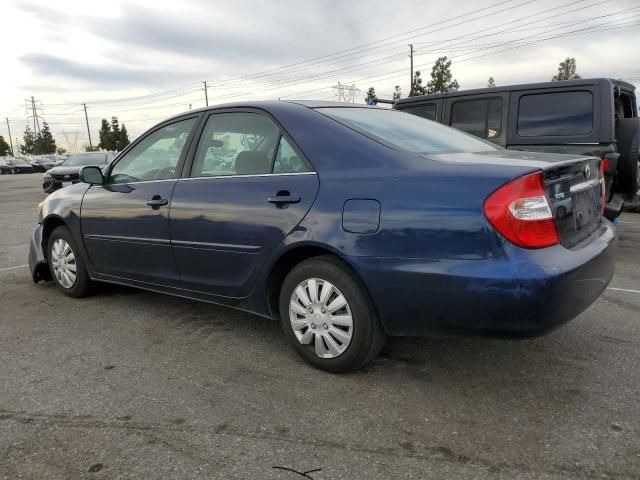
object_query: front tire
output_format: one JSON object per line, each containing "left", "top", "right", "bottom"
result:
{"left": 279, "top": 255, "right": 385, "bottom": 373}
{"left": 47, "top": 226, "right": 93, "bottom": 297}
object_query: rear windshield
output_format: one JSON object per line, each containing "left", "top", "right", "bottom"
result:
{"left": 319, "top": 107, "right": 500, "bottom": 155}
{"left": 63, "top": 153, "right": 107, "bottom": 166}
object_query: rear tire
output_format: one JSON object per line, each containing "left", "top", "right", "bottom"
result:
{"left": 47, "top": 226, "right": 93, "bottom": 298}
{"left": 615, "top": 118, "right": 640, "bottom": 194}
{"left": 279, "top": 255, "right": 385, "bottom": 373}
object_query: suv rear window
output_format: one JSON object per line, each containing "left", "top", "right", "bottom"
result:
{"left": 517, "top": 91, "right": 593, "bottom": 137}
{"left": 450, "top": 98, "right": 503, "bottom": 139}
{"left": 402, "top": 104, "right": 437, "bottom": 121}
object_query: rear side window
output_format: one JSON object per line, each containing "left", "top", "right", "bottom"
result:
{"left": 450, "top": 98, "right": 503, "bottom": 139}
{"left": 191, "top": 112, "right": 279, "bottom": 177}
{"left": 402, "top": 104, "right": 437, "bottom": 121}
{"left": 517, "top": 91, "right": 593, "bottom": 137}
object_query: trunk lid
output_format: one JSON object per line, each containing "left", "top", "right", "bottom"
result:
{"left": 428, "top": 150, "right": 603, "bottom": 248}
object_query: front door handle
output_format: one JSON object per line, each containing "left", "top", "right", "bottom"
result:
{"left": 146, "top": 197, "right": 169, "bottom": 209}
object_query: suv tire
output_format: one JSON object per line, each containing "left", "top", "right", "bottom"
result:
{"left": 616, "top": 118, "right": 640, "bottom": 194}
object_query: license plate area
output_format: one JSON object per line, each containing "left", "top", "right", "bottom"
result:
{"left": 572, "top": 189, "right": 598, "bottom": 230}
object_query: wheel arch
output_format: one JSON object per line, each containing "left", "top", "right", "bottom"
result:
{"left": 41, "top": 215, "right": 69, "bottom": 256}
{"left": 265, "top": 243, "right": 381, "bottom": 325}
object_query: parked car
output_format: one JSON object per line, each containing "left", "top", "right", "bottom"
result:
{"left": 30, "top": 156, "right": 57, "bottom": 172}
{"left": 29, "top": 102, "right": 616, "bottom": 372}
{"left": 394, "top": 78, "right": 639, "bottom": 220}
{"left": 0, "top": 157, "right": 35, "bottom": 174}
{"left": 43, "top": 151, "right": 116, "bottom": 193}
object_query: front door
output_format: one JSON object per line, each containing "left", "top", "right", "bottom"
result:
{"left": 169, "top": 111, "right": 319, "bottom": 298}
{"left": 81, "top": 116, "right": 198, "bottom": 284}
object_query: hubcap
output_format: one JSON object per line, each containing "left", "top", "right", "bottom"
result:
{"left": 51, "top": 238, "right": 77, "bottom": 289}
{"left": 289, "top": 278, "right": 353, "bottom": 359}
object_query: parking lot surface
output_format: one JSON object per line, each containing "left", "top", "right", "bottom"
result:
{"left": 1, "top": 173, "right": 639, "bottom": 479}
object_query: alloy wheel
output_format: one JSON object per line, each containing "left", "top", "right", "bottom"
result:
{"left": 289, "top": 278, "right": 353, "bottom": 358}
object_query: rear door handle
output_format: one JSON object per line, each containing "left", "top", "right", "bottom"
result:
{"left": 146, "top": 197, "right": 169, "bottom": 208}
{"left": 267, "top": 194, "right": 300, "bottom": 204}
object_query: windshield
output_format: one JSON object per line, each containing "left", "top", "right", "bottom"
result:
{"left": 318, "top": 107, "right": 500, "bottom": 155}
{"left": 63, "top": 153, "right": 107, "bottom": 166}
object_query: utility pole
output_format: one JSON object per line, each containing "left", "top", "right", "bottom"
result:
{"left": 408, "top": 44, "right": 414, "bottom": 94}
{"left": 202, "top": 81, "right": 209, "bottom": 106}
{"left": 82, "top": 103, "right": 93, "bottom": 149}
{"left": 31, "top": 96, "right": 39, "bottom": 134}
{"left": 6, "top": 118, "right": 14, "bottom": 156}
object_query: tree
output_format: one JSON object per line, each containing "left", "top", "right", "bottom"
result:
{"left": 98, "top": 119, "right": 112, "bottom": 150}
{"left": 36, "top": 122, "right": 56, "bottom": 154}
{"left": 0, "top": 136, "right": 11, "bottom": 156}
{"left": 487, "top": 76, "right": 496, "bottom": 88}
{"left": 392, "top": 85, "right": 402, "bottom": 102}
{"left": 410, "top": 70, "right": 426, "bottom": 96}
{"left": 97, "top": 116, "right": 130, "bottom": 151}
{"left": 117, "top": 125, "right": 130, "bottom": 151}
{"left": 20, "top": 126, "right": 37, "bottom": 155}
{"left": 364, "top": 87, "right": 377, "bottom": 105}
{"left": 56, "top": 147, "right": 67, "bottom": 156}
{"left": 552, "top": 57, "right": 581, "bottom": 81}
{"left": 425, "top": 56, "right": 459, "bottom": 94}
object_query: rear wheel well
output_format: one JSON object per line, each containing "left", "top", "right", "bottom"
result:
{"left": 267, "top": 247, "right": 363, "bottom": 319}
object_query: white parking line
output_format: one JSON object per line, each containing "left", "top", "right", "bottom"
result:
{"left": 607, "top": 287, "right": 640, "bottom": 294}
{"left": 0, "top": 264, "right": 27, "bottom": 273}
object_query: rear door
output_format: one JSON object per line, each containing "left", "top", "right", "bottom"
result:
{"left": 169, "top": 110, "right": 319, "bottom": 298}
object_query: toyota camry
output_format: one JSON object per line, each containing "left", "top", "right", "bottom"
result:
{"left": 29, "top": 101, "right": 616, "bottom": 372}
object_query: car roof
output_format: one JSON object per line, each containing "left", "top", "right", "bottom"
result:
{"left": 160, "top": 100, "right": 382, "bottom": 124}
{"left": 395, "top": 78, "right": 636, "bottom": 105}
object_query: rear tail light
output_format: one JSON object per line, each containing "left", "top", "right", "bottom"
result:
{"left": 483, "top": 171, "right": 559, "bottom": 249}
{"left": 599, "top": 159, "right": 606, "bottom": 216}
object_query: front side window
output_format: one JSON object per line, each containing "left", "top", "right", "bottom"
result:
{"left": 450, "top": 98, "right": 503, "bottom": 139}
{"left": 109, "top": 117, "right": 196, "bottom": 184}
{"left": 319, "top": 107, "right": 500, "bottom": 155}
{"left": 517, "top": 91, "right": 593, "bottom": 137}
{"left": 402, "top": 104, "right": 437, "bottom": 121}
{"left": 191, "top": 112, "right": 280, "bottom": 177}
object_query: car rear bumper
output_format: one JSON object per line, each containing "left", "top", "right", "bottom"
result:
{"left": 348, "top": 220, "right": 617, "bottom": 337}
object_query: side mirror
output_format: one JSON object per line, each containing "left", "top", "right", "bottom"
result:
{"left": 80, "top": 166, "right": 105, "bottom": 185}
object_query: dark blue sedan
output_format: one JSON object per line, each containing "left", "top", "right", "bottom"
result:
{"left": 29, "top": 101, "right": 616, "bottom": 372}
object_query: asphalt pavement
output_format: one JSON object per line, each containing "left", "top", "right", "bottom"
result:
{"left": 1, "top": 173, "right": 639, "bottom": 479}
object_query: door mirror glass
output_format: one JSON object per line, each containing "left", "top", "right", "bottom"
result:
{"left": 80, "top": 166, "right": 104, "bottom": 185}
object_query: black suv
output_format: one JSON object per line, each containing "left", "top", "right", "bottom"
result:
{"left": 394, "top": 78, "right": 639, "bottom": 219}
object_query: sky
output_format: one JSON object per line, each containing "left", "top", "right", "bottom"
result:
{"left": 1, "top": 0, "right": 639, "bottom": 152}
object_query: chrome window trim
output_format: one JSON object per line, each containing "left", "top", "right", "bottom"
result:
{"left": 179, "top": 171, "right": 318, "bottom": 181}
{"left": 104, "top": 178, "right": 178, "bottom": 186}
